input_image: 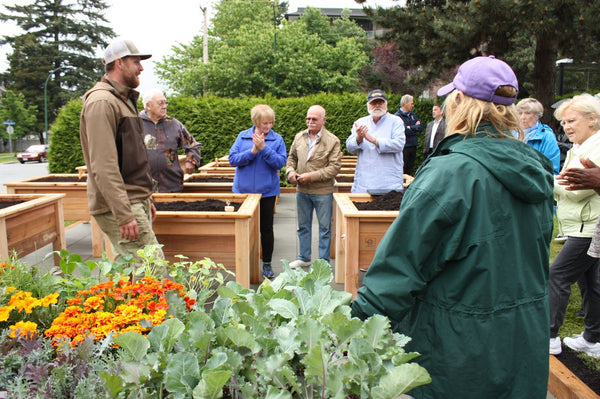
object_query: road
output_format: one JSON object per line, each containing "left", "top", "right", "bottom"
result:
{"left": 0, "top": 161, "right": 49, "bottom": 192}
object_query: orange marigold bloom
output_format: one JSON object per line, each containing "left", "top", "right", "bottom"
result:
{"left": 83, "top": 296, "right": 105, "bottom": 312}
{"left": 9, "top": 321, "right": 38, "bottom": 339}
{"left": 0, "top": 305, "right": 15, "bottom": 322}
{"left": 41, "top": 293, "right": 59, "bottom": 307}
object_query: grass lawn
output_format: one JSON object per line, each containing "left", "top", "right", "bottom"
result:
{"left": 550, "top": 217, "right": 600, "bottom": 371}
{"left": 0, "top": 153, "right": 17, "bottom": 163}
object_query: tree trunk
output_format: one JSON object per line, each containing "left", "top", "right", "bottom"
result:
{"left": 533, "top": 35, "right": 559, "bottom": 129}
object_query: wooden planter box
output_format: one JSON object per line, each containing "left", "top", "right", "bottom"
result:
{"left": 4, "top": 174, "right": 107, "bottom": 257}
{"left": 334, "top": 174, "right": 415, "bottom": 193}
{"left": 0, "top": 194, "right": 66, "bottom": 264}
{"left": 333, "top": 193, "right": 398, "bottom": 298}
{"left": 548, "top": 355, "right": 600, "bottom": 399}
{"left": 183, "top": 174, "right": 234, "bottom": 193}
{"left": 152, "top": 193, "right": 261, "bottom": 288}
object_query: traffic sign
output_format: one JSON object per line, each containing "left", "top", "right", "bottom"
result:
{"left": 6, "top": 126, "right": 14, "bottom": 135}
{"left": 3, "top": 119, "right": 16, "bottom": 126}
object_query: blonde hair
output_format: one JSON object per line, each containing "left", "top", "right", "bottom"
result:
{"left": 516, "top": 98, "right": 544, "bottom": 119}
{"left": 443, "top": 90, "right": 523, "bottom": 140}
{"left": 554, "top": 93, "right": 600, "bottom": 131}
{"left": 250, "top": 104, "right": 275, "bottom": 126}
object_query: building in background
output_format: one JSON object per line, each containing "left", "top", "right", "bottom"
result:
{"left": 285, "top": 7, "right": 390, "bottom": 38}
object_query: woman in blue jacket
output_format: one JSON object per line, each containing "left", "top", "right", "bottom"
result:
{"left": 229, "top": 105, "right": 287, "bottom": 279}
{"left": 516, "top": 98, "right": 561, "bottom": 174}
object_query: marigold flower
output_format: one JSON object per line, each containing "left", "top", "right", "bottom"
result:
{"left": 9, "top": 321, "right": 38, "bottom": 339}
{"left": 41, "top": 293, "right": 59, "bottom": 307}
{"left": 0, "top": 305, "right": 15, "bottom": 322}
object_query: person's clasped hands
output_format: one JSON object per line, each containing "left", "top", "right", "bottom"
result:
{"left": 251, "top": 131, "right": 266, "bottom": 153}
{"left": 556, "top": 157, "right": 600, "bottom": 192}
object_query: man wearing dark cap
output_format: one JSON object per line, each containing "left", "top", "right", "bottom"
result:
{"left": 346, "top": 89, "right": 406, "bottom": 193}
{"left": 79, "top": 39, "right": 162, "bottom": 262}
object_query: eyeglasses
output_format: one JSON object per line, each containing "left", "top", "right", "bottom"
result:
{"left": 561, "top": 118, "right": 578, "bottom": 127}
{"left": 306, "top": 117, "right": 319, "bottom": 121}
{"left": 156, "top": 100, "right": 169, "bottom": 106}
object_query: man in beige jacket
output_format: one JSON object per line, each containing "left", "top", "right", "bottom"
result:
{"left": 285, "top": 105, "right": 341, "bottom": 268}
{"left": 80, "top": 39, "right": 162, "bottom": 262}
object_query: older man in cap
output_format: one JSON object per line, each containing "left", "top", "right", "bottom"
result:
{"left": 346, "top": 89, "right": 406, "bottom": 193}
{"left": 79, "top": 39, "right": 162, "bottom": 262}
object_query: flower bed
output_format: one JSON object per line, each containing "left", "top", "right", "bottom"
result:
{"left": 333, "top": 193, "right": 399, "bottom": 298}
{"left": 183, "top": 173, "right": 234, "bottom": 193}
{"left": 549, "top": 354, "right": 600, "bottom": 399}
{"left": 152, "top": 193, "right": 261, "bottom": 288}
{"left": 0, "top": 194, "right": 66, "bottom": 264}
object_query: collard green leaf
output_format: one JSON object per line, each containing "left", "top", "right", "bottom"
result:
{"left": 192, "top": 368, "right": 232, "bottom": 399}
{"left": 112, "top": 331, "right": 149, "bottom": 362}
{"left": 218, "top": 326, "right": 261, "bottom": 354}
{"left": 264, "top": 386, "right": 293, "bottom": 399}
{"left": 165, "top": 352, "right": 200, "bottom": 394}
{"left": 210, "top": 297, "right": 232, "bottom": 327}
{"left": 370, "top": 363, "right": 431, "bottom": 399}
{"left": 269, "top": 298, "right": 299, "bottom": 319}
{"left": 147, "top": 318, "right": 185, "bottom": 353}
{"left": 362, "top": 314, "right": 392, "bottom": 350}
{"left": 321, "top": 312, "right": 363, "bottom": 345}
{"left": 302, "top": 343, "right": 327, "bottom": 380}
{"left": 186, "top": 311, "right": 216, "bottom": 352}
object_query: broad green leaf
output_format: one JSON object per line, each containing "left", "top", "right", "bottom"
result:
{"left": 192, "top": 369, "right": 232, "bottom": 399}
{"left": 166, "top": 352, "right": 200, "bottom": 394}
{"left": 187, "top": 310, "right": 216, "bottom": 351}
{"left": 148, "top": 318, "right": 185, "bottom": 353}
{"left": 265, "top": 386, "right": 293, "bottom": 399}
{"left": 210, "top": 297, "right": 232, "bottom": 326}
{"left": 302, "top": 343, "right": 328, "bottom": 380}
{"left": 269, "top": 298, "right": 299, "bottom": 319}
{"left": 296, "top": 317, "right": 325, "bottom": 349}
{"left": 113, "top": 331, "right": 149, "bottom": 362}
{"left": 370, "top": 363, "right": 432, "bottom": 399}
{"left": 362, "top": 314, "right": 392, "bottom": 350}
{"left": 99, "top": 371, "right": 124, "bottom": 397}
{"left": 273, "top": 325, "right": 301, "bottom": 356}
{"left": 218, "top": 326, "right": 261, "bottom": 354}
{"left": 321, "top": 312, "right": 363, "bottom": 345}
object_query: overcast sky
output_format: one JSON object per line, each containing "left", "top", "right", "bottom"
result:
{"left": 0, "top": 0, "right": 402, "bottom": 95}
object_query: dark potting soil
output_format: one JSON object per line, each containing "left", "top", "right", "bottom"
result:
{"left": 353, "top": 190, "right": 404, "bottom": 211}
{"left": 188, "top": 176, "right": 234, "bottom": 183}
{"left": 33, "top": 176, "right": 87, "bottom": 182}
{"left": 335, "top": 176, "right": 354, "bottom": 183}
{"left": 555, "top": 346, "right": 600, "bottom": 394}
{"left": 154, "top": 199, "right": 242, "bottom": 212}
{"left": 0, "top": 201, "right": 25, "bottom": 210}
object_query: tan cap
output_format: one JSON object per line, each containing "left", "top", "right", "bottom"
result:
{"left": 102, "top": 39, "right": 151, "bottom": 65}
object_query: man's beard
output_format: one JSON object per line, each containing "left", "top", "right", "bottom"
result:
{"left": 123, "top": 72, "right": 140, "bottom": 89}
{"left": 369, "top": 108, "right": 386, "bottom": 118}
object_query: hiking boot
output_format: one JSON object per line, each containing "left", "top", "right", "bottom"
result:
{"left": 563, "top": 334, "right": 600, "bottom": 358}
{"left": 262, "top": 263, "right": 274, "bottom": 279}
{"left": 550, "top": 337, "right": 562, "bottom": 355}
{"left": 289, "top": 259, "right": 311, "bottom": 269}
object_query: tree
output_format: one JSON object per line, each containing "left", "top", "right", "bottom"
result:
{"left": 360, "top": 0, "right": 600, "bottom": 123}
{"left": 156, "top": 2, "right": 369, "bottom": 97}
{"left": 0, "top": 90, "right": 38, "bottom": 141}
{"left": 0, "top": 0, "right": 115, "bottom": 142}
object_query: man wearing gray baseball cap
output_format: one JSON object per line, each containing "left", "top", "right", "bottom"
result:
{"left": 79, "top": 39, "right": 163, "bottom": 264}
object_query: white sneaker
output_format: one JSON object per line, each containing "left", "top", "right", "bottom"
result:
{"left": 550, "top": 337, "right": 562, "bottom": 355}
{"left": 554, "top": 234, "right": 568, "bottom": 242}
{"left": 289, "top": 259, "right": 311, "bottom": 269}
{"left": 563, "top": 334, "right": 600, "bottom": 358}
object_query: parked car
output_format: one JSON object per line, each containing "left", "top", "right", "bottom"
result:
{"left": 17, "top": 144, "right": 48, "bottom": 163}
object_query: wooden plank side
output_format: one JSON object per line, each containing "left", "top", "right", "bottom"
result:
{"left": 548, "top": 355, "right": 600, "bottom": 399}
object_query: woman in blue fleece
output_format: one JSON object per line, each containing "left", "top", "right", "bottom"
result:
{"left": 229, "top": 104, "right": 287, "bottom": 279}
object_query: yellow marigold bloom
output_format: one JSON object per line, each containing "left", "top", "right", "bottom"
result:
{"left": 41, "top": 293, "right": 59, "bottom": 307}
{"left": 9, "top": 321, "right": 38, "bottom": 339}
{"left": 8, "top": 291, "right": 41, "bottom": 314}
{"left": 0, "top": 305, "right": 14, "bottom": 322}
{"left": 5, "top": 286, "right": 16, "bottom": 292}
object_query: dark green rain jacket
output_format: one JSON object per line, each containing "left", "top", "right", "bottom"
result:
{"left": 352, "top": 122, "right": 554, "bottom": 399}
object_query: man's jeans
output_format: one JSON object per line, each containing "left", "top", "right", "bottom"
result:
{"left": 296, "top": 192, "right": 333, "bottom": 262}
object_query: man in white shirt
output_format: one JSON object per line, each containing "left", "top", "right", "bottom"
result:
{"left": 423, "top": 104, "right": 447, "bottom": 157}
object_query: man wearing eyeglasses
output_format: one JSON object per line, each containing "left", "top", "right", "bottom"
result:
{"left": 141, "top": 89, "right": 201, "bottom": 192}
{"left": 80, "top": 39, "right": 162, "bottom": 262}
{"left": 285, "top": 105, "right": 342, "bottom": 269}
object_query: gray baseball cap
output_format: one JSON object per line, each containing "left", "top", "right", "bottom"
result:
{"left": 102, "top": 39, "right": 151, "bottom": 65}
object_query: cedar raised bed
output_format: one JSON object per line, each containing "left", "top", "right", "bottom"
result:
{"left": 4, "top": 174, "right": 107, "bottom": 257}
{"left": 333, "top": 193, "right": 399, "bottom": 298}
{"left": 152, "top": 193, "right": 261, "bottom": 288}
{"left": 334, "top": 174, "right": 414, "bottom": 193}
{"left": 549, "top": 354, "right": 600, "bottom": 399}
{"left": 0, "top": 194, "right": 66, "bottom": 264}
{"left": 183, "top": 173, "right": 234, "bottom": 193}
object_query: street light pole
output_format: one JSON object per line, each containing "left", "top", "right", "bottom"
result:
{"left": 199, "top": 2, "right": 209, "bottom": 94}
{"left": 44, "top": 66, "right": 68, "bottom": 143}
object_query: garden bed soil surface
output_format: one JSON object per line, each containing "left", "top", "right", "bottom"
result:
{"left": 187, "top": 176, "right": 234, "bottom": 182}
{"left": 0, "top": 201, "right": 25, "bottom": 210}
{"left": 353, "top": 191, "right": 404, "bottom": 211}
{"left": 32, "top": 176, "right": 87, "bottom": 182}
{"left": 154, "top": 199, "right": 242, "bottom": 212}
{"left": 556, "top": 346, "right": 600, "bottom": 395}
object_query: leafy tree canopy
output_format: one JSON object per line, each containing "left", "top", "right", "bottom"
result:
{"left": 155, "top": 1, "right": 369, "bottom": 97}
{"left": 0, "top": 0, "right": 115, "bottom": 141}
{"left": 0, "top": 90, "right": 37, "bottom": 140}
{"left": 360, "top": 0, "right": 600, "bottom": 123}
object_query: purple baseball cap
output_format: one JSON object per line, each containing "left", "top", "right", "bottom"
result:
{"left": 437, "top": 56, "right": 518, "bottom": 105}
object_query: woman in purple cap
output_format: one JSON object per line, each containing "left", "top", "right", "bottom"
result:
{"left": 351, "top": 56, "right": 554, "bottom": 398}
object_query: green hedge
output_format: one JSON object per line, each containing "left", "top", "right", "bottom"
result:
{"left": 48, "top": 93, "right": 435, "bottom": 174}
